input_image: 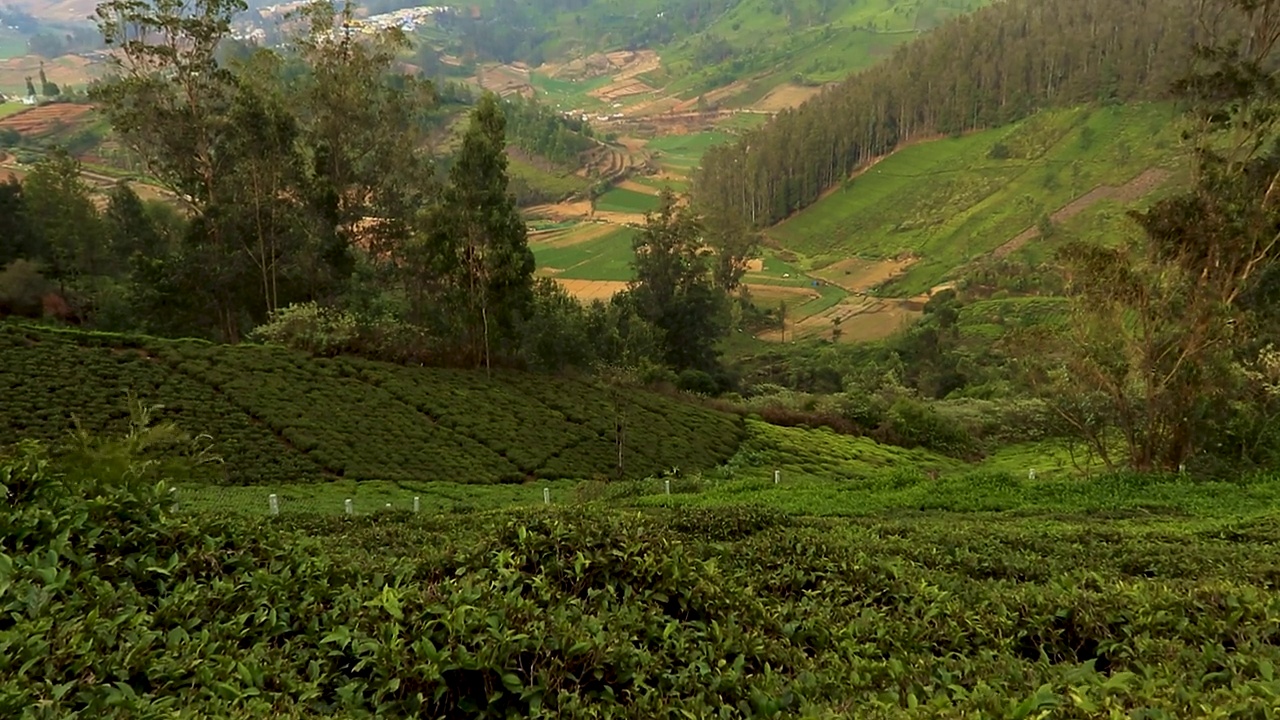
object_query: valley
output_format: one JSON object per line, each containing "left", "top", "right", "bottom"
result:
{"left": 5, "top": 0, "right": 1280, "bottom": 715}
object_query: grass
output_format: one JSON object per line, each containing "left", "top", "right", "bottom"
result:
{"left": 507, "top": 155, "right": 590, "bottom": 202}
{"left": 645, "top": 130, "right": 737, "bottom": 173}
{"left": 594, "top": 186, "right": 661, "bottom": 213}
{"left": 531, "top": 225, "right": 638, "bottom": 280}
{"left": 0, "top": 101, "right": 27, "bottom": 119}
{"left": 768, "top": 103, "right": 1188, "bottom": 296}
{"left": 172, "top": 419, "right": 1280, "bottom": 521}
{"left": 629, "top": 174, "right": 689, "bottom": 193}
{"left": 650, "top": 0, "right": 994, "bottom": 104}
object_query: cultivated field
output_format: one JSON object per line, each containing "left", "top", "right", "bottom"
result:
{"left": 0, "top": 101, "right": 95, "bottom": 135}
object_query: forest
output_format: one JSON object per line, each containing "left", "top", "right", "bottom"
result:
{"left": 694, "top": 0, "right": 1205, "bottom": 225}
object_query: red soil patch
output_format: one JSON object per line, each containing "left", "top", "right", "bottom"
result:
{"left": 0, "top": 102, "right": 95, "bottom": 136}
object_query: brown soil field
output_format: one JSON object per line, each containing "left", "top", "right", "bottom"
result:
{"left": 556, "top": 278, "right": 630, "bottom": 301}
{"left": 811, "top": 257, "right": 916, "bottom": 293}
{"left": 992, "top": 167, "right": 1173, "bottom": 258}
{"left": 751, "top": 83, "right": 824, "bottom": 112}
{"left": 759, "top": 296, "right": 923, "bottom": 344}
{"left": 616, "top": 179, "right": 660, "bottom": 195}
{"left": 526, "top": 199, "right": 647, "bottom": 227}
{"left": 745, "top": 284, "right": 821, "bottom": 305}
{"left": 529, "top": 221, "right": 617, "bottom": 249}
{"left": 620, "top": 95, "right": 682, "bottom": 117}
{"left": 591, "top": 77, "right": 658, "bottom": 103}
{"left": 672, "top": 81, "right": 749, "bottom": 113}
{"left": 0, "top": 102, "right": 95, "bottom": 135}
{"left": 545, "top": 49, "right": 659, "bottom": 83}
{"left": 475, "top": 64, "right": 532, "bottom": 98}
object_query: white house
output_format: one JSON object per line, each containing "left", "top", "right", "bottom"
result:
{"left": 21, "top": 95, "right": 37, "bottom": 105}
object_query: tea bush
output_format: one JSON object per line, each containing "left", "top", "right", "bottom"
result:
{"left": 0, "top": 322, "right": 746, "bottom": 484}
{"left": 4, "top": 432, "right": 1280, "bottom": 718}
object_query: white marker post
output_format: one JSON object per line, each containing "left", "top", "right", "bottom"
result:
{"left": 413, "top": 496, "right": 420, "bottom": 513}
{"left": 1028, "top": 469, "right": 1037, "bottom": 481}
{"left": 543, "top": 487, "right": 550, "bottom": 505}
{"left": 665, "top": 478, "right": 671, "bottom": 495}
{"left": 774, "top": 469, "right": 781, "bottom": 485}
{"left": 169, "top": 487, "right": 178, "bottom": 513}
{"left": 344, "top": 498, "right": 353, "bottom": 516}
{"left": 268, "top": 493, "right": 279, "bottom": 516}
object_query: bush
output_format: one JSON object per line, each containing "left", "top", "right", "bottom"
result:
{"left": 0, "top": 259, "right": 50, "bottom": 318}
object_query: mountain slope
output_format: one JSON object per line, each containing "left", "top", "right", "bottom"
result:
{"left": 695, "top": 0, "right": 1204, "bottom": 226}
{"left": 768, "top": 103, "right": 1186, "bottom": 296}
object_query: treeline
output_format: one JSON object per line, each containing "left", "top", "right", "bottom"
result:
{"left": 501, "top": 95, "right": 596, "bottom": 167}
{"left": 695, "top": 0, "right": 1205, "bottom": 225}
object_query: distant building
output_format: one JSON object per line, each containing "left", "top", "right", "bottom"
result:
{"left": 21, "top": 95, "right": 36, "bottom": 105}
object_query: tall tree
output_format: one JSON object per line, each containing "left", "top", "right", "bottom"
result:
{"left": 1028, "top": 0, "right": 1280, "bottom": 473}
{"left": 21, "top": 149, "right": 104, "bottom": 286}
{"left": 102, "top": 182, "right": 164, "bottom": 263}
{"left": 91, "top": 0, "right": 252, "bottom": 341}
{"left": 289, "top": 0, "right": 436, "bottom": 271}
{"left": 629, "top": 190, "right": 729, "bottom": 373}
{"left": 422, "top": 92, "right": 534, "bottom": 369}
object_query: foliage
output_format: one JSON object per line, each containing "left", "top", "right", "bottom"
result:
{"left": 1028, "top": 0, "right": 1280, "bottom": 474}
{"left": 0, "top": 321, "right": 746, "bottom": 484}
{"left": 501, "top": 94, "right": 595, "bottom": 167}
{"left": 630, "top": 190, "right": 732, "bottom": 374}
{"left": 4, "top": 430, "right": 1280, "bottom": 717}
{"left": 696, "top": 0, "right": 1203, "bottom": 226}
{"left": 763, "top": 104, "right": 1183, "bottom": 295}
{"left": 89, "top": 0, "right": 435, "bottom": 343}
{"left": 418, "top": 93, "right": 536, "bottom": 369}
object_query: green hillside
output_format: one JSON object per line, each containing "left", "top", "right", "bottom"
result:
{"left": 0, "top": 322, "right": 746, "bottom": 485}
{"left": 768, "top": 103, "right": 1187, "bottom": 295}
{"left": 656, "top": 0, "right": 991, "bottom": 102}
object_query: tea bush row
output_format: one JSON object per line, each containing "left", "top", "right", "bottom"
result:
{"left": 0, "top": 323, "right": 746, "bottom": 484}
{"left": 4, "top": 437, "right": 1280, "bottom": 718}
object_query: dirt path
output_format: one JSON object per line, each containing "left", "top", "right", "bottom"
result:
{"left": 992, "top": 168, "right": 1172, "bottom": 258}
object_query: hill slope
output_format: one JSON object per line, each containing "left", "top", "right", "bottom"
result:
{"left": 738, "top": 103, "right": 1186, "bottom": 343}
{"left": 769, "top": 103, "right": 1186, "bottom": 296}
{"left": 0, "top": 322, "right": 746, "bottom": 484}
{"left": 695, "top": 0, "right": 1202, "bottom": 227}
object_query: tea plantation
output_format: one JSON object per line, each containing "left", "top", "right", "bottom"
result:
{"left": 3, "top": 434, "right": 1280, "bottom": 718}
{"left": 0, "top": 322, "right": 745, "bottom": 485}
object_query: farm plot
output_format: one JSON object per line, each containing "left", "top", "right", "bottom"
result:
{"left": 0, "top": 324, "right": 325, "bottom": 485}
{"left": 0, "top": 102, "right": 95, "bottom": 136}
{"left": 644, "top": 130, "right": 737, "bottom": 174}
{"left": 0, "top": 321, "right": 745, "bottom": 484}
{"left": 810, "top": 256, "right": 917, "bottom": 293}
{"left": 533, "top": 225, "right": 638, "bottom": 281}
{"left": 769, "top": 104, "right": 1184, "bottom": 296}
{"left": 595, "top": 186, "right": 661, "bottom": 214}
